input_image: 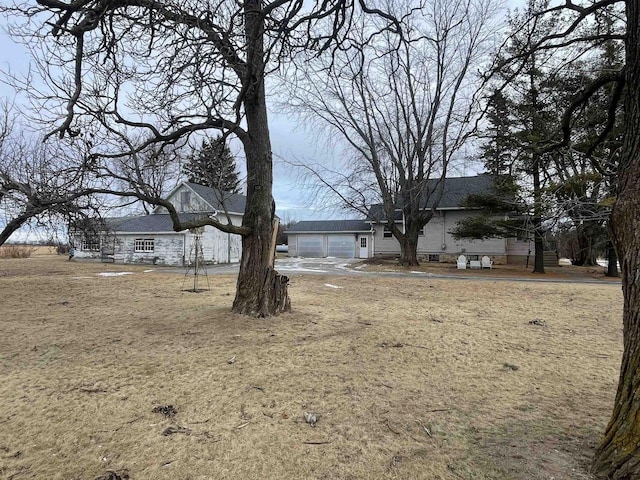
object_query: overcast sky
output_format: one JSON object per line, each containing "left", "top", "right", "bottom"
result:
{"left": 0, "top": 0, "right": 524, "bottom": 241}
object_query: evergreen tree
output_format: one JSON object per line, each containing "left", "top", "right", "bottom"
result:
{"left": 183, "top": 136, "right": 241, "bottom": 193}
{"left": 453, "top": 0, "right": 558, "bottom": 273}
{"left": 480, "top": 89, "right": 517, "bottom": 178}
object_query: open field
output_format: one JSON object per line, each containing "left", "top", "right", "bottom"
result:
{"left": 0, "top": 256, "right": 623, "bottom": 479}
{"left": 0, "top": 245, "right": 58, "bottom": 259}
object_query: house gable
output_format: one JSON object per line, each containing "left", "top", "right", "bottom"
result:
{"left": 153, "top": 182, "right": 246, "bottom": 215}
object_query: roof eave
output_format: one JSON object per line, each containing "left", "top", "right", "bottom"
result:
{"left": 288, "top": 230, "right": 371, "bottom": 234}
{"left": 113, "top": 231, "right": 185, "bottom": 235}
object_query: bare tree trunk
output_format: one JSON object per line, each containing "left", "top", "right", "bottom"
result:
{"left": 593, "top": 2, "right": 640, "bottom": 474}
{"left": 606, "top": 239, "right": 619, "bottom": 278}
{"left": 398, "top": 235, "right": 419, "bottom": 266}
{"left": 593, "top": 186, "right": 640, "bottom": 476}
{"left": 532, "top": 156, "right": 545, "bottom": 273}
{"left": 573, "top": 225, "right": 591, "bottom": 266}
{"left": 582, "top": 224, "right": 600, "bottom": 267}
{"left": 231, "top": 3, "right": 290, "bottom": 317}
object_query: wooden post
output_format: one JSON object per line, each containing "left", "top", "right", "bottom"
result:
{"left": 268, "top": 217, "right": 280, "bottom": 269}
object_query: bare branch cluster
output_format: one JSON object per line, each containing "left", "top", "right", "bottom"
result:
{"left": 280, "top": 0, "right": 501, "bottom": 263}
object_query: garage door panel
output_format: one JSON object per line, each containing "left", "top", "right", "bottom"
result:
{"left": 327, "top": 235, "right": 355, "bottom": 258}
{"left": 297, "top": 235, "right": 324, "bottom": 257}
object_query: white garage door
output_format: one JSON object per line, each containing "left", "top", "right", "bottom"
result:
{"left": 327, "top": 235, "right": 355, "bottom": 258}
{"left": 297, "top": 235, "right": 324, "bottom": 257}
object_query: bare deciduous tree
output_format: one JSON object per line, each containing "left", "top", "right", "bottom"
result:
{"left": 3, "top": 0, "right": 402, "bottom": 315}
{"left": 0, "top": 105, "right": 109, "bottom": 245}
{"left": 283, "top": 0, "right": 500, "bottom": 265}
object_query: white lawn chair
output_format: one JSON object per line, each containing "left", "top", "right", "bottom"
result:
{"left": 481, "top": 255, "right": 493, "bottom": 269}
{"left": 457, "top": 254, "right": 467, "bottom": 269}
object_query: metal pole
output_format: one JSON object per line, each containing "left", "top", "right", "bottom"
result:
{"left": 194, "top": 234, "right": 199, "bottom": 291}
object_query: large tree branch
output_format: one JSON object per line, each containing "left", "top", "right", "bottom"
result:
{"left": 542, "top": 70, "right": 624, "bottom": 154}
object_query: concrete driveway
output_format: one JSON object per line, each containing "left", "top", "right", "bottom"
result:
{"left": 275, "top": 257, "right": 362, "bottom": 275}
{"left": 168, "top": 256, "right": 619, "bottom": 285}
{"left": 173, "top": 256, "right": 362, "bottom": 276}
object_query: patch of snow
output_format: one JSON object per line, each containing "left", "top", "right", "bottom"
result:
{"left": 596, "top": 258, "right": 620, "bottom": 268}
{"left": 278, "top": 267, "right": 329, "bottom": 273}
{"left": 335, "top": 262, "right": 361, "bottom": 272}
{"left": 410, "top": 271, "right": 422, "bottom": 274}
{"left": 324, "top": 283, "right": 343, "bottom": 289}
{"left": 143, "top": 269, "right": 155, "bottom": 273}
{"left": 97, "top": 272, "right": 134, "bottom": 277}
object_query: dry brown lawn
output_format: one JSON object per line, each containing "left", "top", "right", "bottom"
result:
{"left": 0, "top": 256, "right": 623, "bottom": 479}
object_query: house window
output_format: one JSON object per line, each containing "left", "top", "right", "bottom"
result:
{"left": 134, "top": 239, "right": 155, "bottom": 253}
{"left": 360, "top": 237, "right": 367, "bottom": 248}
{"left": 467, "top": 254, "right": 479, "bottom": 261}
{"left": 419, "top": 226, "right": 425, "bottom": 236}
{"left": 428, "top": 254, "right": 440, "bottom": 262}
{"left": 82, "top": 237, "right": 100, "bottom": 251}
{"left": 383, "top": 226, "right": 393, "bottom": 238}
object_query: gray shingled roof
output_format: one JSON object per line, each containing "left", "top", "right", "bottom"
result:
{"left": 287, "top": 220, "right": 371, "bottom": 233}
{"left": 367, "top": 175, "right": 495, "bottom": 221}
{"left": 186, "top": 182, "right": 246, "bottom": 213}
{"left": 105, "top": 213, "right": 209, "bottom": 233}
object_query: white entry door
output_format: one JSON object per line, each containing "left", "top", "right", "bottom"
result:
{"left": 359, "top": 236, "right": 369, "bottom": 258}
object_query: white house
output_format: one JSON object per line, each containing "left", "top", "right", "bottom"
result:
{"left": 287, "top": 175, "right": 540, "bottom": 265}
{"left": 71, "top": 182, "right": 244, "bottom": 266}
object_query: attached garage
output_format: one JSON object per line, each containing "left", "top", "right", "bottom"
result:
{"left": 287, "top": 220, "right": 372, "bottom": 259}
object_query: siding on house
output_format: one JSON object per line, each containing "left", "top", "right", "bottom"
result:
{"left": 119, "top": 234, "right": 185, "bottom": 265}
{"left": 185, "top": 224, "right": 242, "bottom": 264}
{"left": 371, "top": 210, "right": 507, "bottom": 258}
{"left": 507, "top": 237, "right": 535, "bottom": 265}
{"left": 72, "top": 231, "right": 186, "bottom": 265}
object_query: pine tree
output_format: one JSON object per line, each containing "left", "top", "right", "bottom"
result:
{"left": 183, "top": 136, "right": 241, "bottom": 193}
{"left": 480, "top": 89, "right": 517, "bottom": 178}
{"left": 452, "top": 1, "right": 557, "bottom": 262}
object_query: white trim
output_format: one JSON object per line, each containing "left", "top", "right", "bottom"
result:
{"left": 289, "top": 231, "right": 370, "bottom": 235}
{"left": 113, "top": 231, "right": 181, "bottom": 235}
